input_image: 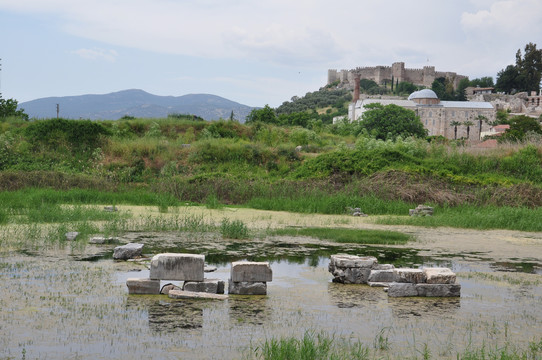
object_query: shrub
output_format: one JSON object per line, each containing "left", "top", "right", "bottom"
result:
{"left": 220, "top": 218, "right": 249, "bottom": 239}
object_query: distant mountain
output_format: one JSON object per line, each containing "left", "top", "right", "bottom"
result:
{"left": 19, "top": 89, "right": 255, "bottom": 121}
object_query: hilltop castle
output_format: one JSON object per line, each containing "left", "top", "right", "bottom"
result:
{"left": 328, "top": 62, "right": 467, "bottom": 89}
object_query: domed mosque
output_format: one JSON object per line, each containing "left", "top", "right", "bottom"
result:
{"left": 345, "top": 88, "right": 495, "bottom": 140}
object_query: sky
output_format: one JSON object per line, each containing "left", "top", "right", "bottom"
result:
{"left": 0, "top": 0, "right": 541, "bottom": 108}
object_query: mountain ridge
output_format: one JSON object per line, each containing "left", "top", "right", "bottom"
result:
{"left": 20, "top": 89, "right": 255, "bottom": 121}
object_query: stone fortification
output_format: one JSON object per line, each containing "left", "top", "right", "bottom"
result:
{"left": 328, "top": 62, "right": 467, "bottom": 90}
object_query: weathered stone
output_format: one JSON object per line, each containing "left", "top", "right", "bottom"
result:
{"left": 228, "top": 281, "right": 267, "bottom": 295}
{"left": 394, "top": 268, "right": 426, "bottom": 283}
{"left": 204, "top": 265, "right": 217, "bottom": 272}
{"left": 388, "top": 283, "right": 418, "bottom": 297}
{"left": 424, "top": 268, "right": 456, "bottom": 284}
{"left": 150, "top": 253, "right": 204, "bottom": 281}
{"left": 368, "top": 282, "right": 390, "bottom": 287}
{"left": 89, "top": 236, "right": 119, "bottom": 244}
{"left": 231, "top": 261, "right": 272, "bottom": 282}
{"left": 160, "top": 283, "right": 182, "bottom": 295}
{"left": 331, "top": 267, "right": 371, "bottom": 284}
{"left": 374, "top": 264, "right": 395, "bottom": 270}
{"left": 113, "top": 243, "right": 144, "bottom": 260}
{"left": 329, "top": 255, "right": 377, "bottom": 269}
{"left": 103, "top": 206, "right": 118, "bottom": 212}
{"left": 168, "top": 289, "right": 228, "bottom": 300}
{"left": 65, "top": 232, "right": 79, "bottom": 241}
{"left": 368, "top": 269, "right": 397, "bottom": 283}
{"left": 416, "top": 284, "right": 461, "bottom": 297}
{"left": 410, "top": 204, "right": 434, "bottom": 217}
{"left": 183, "top": 279, "right": 225, "bottom": 294}
{"left": 126, "top": 278, "right": 160, "bottom": 295}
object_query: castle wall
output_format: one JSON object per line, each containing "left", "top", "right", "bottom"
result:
{"left": 331, "top": 63, "right": 467, "bottom": 90}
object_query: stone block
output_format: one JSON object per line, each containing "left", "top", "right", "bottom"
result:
{"left": 424, "top": 268, "right": 456, "bottom": 284}
{"left": 416, "top": 284, "right": 461, "bottom": 297}
{"left": 394, "top": 268, "right": 426, "bottom": 283}
{"left": 126, "top": 278, "right": 160, "bottom": 295}
{"left": 388, "top": 283, "right": 418, "bottom": 297}
{"left": 231, "top": 261, "right": 272, "bottom": 282}
{"left": 89, "top": 236, "right": 120, "bottom": 244}
{"left": 368, "top": 269, "right": 397, "bottom": 283}
{"left": 374, "top": 264, "right": 395, "bottom": 270}
{"left": 65, "top": 232, "right": 79, "bottom": 241}
{"left": 168, "top": 290, "right": 228, "bottom": 300}
{"left": 331, "top": 267, "right": 371, "bottom": 284}
{"left": 160, "top": 283, "right": 182, "bottom": 295}
{"left": 183, "top": 279, "right": 225, "bottom": 294}
{"left": 150, "top": 253, "right": 204, "bottom": 281}
{"left": 228, "top": 281, "right": 267, "bottom": 295}
{"left": 329, "top": 255, "right": 377, "bottom": 269}
{"left": 114, "top": 243, "right": 144, "bottom": 260}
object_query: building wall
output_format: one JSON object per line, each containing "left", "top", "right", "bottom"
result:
{"left": 328, "top": 62, "right": 467, "bottom": 89}
{"left": 351, "top": 101, "right": 495, "bottom": 140}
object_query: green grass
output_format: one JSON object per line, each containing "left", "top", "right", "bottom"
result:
{"left": 250, "top": 331, "right": 542, "bottom": 360}
{"left": 271, "top": 227, "right": 411, "bottom": 245}
{"left": 252, "top": 330, "right": 370, "bottom": 360}
{"left": 247, "top": 193, "right": 413, "bottom": 215}
{"left": 220, "top": 218, "right": 250, "bottom": 239}
{"left": 376, "top": 205, "right": 542, "bottom": 232}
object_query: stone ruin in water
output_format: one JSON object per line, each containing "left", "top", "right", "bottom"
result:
{"left": 328, "top": 254, "right": 460, "bottom": 297}
{"left": 126, "top": 253, "right": 272, "bottom": 299}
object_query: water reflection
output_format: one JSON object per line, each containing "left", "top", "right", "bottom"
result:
{"left": 387, "top": 297, "right": 460, "bottom": 318}
{"left": 126, "top": 297, "right": 204, "bottom": 332}
{"left": 327, "top": 282, "right": 386, "bottom": 308}
{"left": 228, "top": 297, "right": 271, "bottom": 326}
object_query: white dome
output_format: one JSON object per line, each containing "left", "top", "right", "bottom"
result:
{"left": 408, "top": 89, "right": 438, "bottom": 100}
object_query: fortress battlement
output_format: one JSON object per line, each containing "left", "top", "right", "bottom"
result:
{"left": 328, "top": 62, "right": 466, "bottom": 90}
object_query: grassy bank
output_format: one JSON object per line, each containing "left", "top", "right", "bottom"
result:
{"left": 1, "top": 117, "right": 542, "bottom": 232}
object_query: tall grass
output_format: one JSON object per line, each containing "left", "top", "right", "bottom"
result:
{"left": 247, "top": 193, "right": 413, "bottom": 215}
{"left": 250, "top": 331, "right": 542, "bottom": 360}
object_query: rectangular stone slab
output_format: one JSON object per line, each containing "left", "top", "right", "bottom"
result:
{"left": 423, "top": 268, "right": 456, "bottom": 284}
{"left": 416, "top": 284, "right": 461, "bottom": 297}
{"left": 183, "top": 279, "right": 225, "bottom": 294}
{"left": 168, "top": 289, "right": 228, "bottom": 300}
{"left": 126, "top": 278, "right": 160, "bottom": 295}
{"left": 368, "top": 269, "right": 397, "bottom": 283}
{"left": 394, "top": 268, "right": 426, "bottom": 283}
{"left": 150, "top": 253, "right": 204, "bottom": 281}
{"left": 228, "top": 281, "right": 267, "bottom": 295}
{"left": 231, "top": 261, "right": 272, "bottom": 282}
{"left": 329, "top": 255, "right": 377, "bottom": 269}
{"left": 388, "top": 283, "right": 418, "bottom": 297}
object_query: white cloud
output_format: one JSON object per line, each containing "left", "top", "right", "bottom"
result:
{"left": 461, "top": 0, "right": 542, "bottom": 33}
{"left": 72, "top": 48, "right": 118, "bottom": 62}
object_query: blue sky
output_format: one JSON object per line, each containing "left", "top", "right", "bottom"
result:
{"left": 1, "top": 0, "right": 541, "bottom": 107}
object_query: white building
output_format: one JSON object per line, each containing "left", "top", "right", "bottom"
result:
{"left": 343, "top": 89, "right": 495, "bottom": 140}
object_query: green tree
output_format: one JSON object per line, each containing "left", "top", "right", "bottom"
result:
{"left": 516, "top": 42, "right": 542, "bottom": 93}
{"left": 456, "top": 78, "right": 470, "bottom": 101}
{"left": 500, "top": 115, "right": 542, "bottom": 141}
{"left": 470, "top": 77, "right": 494, "bottom": 88}
{"left": 0, "top": 96, "right": 29, "bottom": 120}
{"left": 476, "top": 115, "right": 488, "bottom": 140}
{"left": 450, "top": 120, "right": 461, "bottom": 140}
{"left": 245, "top": 105, "right": 277, "bottom": 124}
{"left": 359, "top": 103, "right": 427, "bottom": 140}
{"left": 496, "top": 65, "right": 521, "bottom": 94}
{"left": 463, "top": 120, "right": 474, "bottom": 140}
{"left": 496, "top": 43, "right": 542, "bottom": 93}
{"left": 395, "top": 81, "right": 417, "bottom": 95}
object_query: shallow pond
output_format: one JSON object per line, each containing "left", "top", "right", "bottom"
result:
{"left": 1, "top": 232, "right": 541, "bottom": 359}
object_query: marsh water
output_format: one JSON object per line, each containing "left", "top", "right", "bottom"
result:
{"left": 1, "top": 231, "right": 542, "bottom": 359}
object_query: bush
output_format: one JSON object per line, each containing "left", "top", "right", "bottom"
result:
{"left": 220, "top": 218, "right": 249, "bottom": 239}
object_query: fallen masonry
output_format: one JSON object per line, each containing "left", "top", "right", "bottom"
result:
{"left": 329, "top": 254, "right": 460, "bottom": 297}
{"left": 126, "top": 253, "right": 272, "bottom": 298}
